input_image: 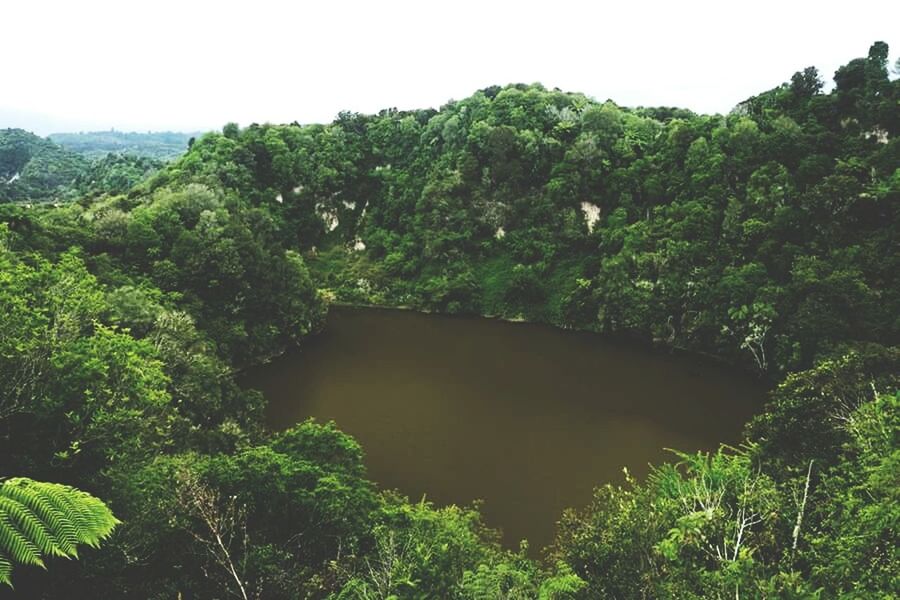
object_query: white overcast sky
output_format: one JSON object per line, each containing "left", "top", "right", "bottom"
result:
{"left": 2, "top": 0, "right": 898, "bottom": 135}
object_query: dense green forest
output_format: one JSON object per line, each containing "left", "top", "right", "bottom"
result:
{"left": 1, "top": 42, "right": 897, "bottom": 598}
{"left": 0, "top": 129, "right": 88, "bottom": 202}
{"left": 49, "top": 131, "right": 199, "bottom": 161}
{"left": 0, "top": 130, "right": 169, "bottom": 202}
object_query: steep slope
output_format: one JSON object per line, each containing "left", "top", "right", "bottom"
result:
{"left": 144, "top": 42, "right": 899, "bottom": 377}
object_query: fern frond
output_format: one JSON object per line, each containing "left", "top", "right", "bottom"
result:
{"left": 0, "top": 477, "right": 119, "bottom": 586}
{"left": 0, "top": 509, "right": 44, "bottom": 567}
{"left": 0, "top": 551, "right": 12, "bottom": 587}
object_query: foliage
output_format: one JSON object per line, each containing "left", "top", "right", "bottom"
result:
{"left": 0, "top": 477, "right": 118, "bottom": 586}
{"left": 554, "top": 366, "right": 899, "bottom": 599}
{"left": 143, "top": 42, "right": 898, "bottom": 377}
{"left": 49, "top": 130, "right": 199, "bottom": 161}
{"left": 72, "top": 153, "right": 164, "bottom": 197}
{"left": 0, "top": 129, "right": 88, "bottom": 202}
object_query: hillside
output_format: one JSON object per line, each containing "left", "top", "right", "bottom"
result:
{"left": 146, "top": 43, "right": 899, "bottom": 378}
{"left": 0, "top": 128, "right": 88, "bottom": 201}
{"left": 49, "top": 130, "right": 200, "bottom": 160}
{"left": 0, "top": 129, "right": 171, "bottom": 202}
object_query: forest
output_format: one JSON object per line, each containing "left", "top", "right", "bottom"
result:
{"left": 48, "top": 131, "right": 200, "bottom": 161}
{"left": 0, "top": 129, "right": 175, "bottom": 202}
{"left": 0, "top": 42, "right": 897, "bottom": 598}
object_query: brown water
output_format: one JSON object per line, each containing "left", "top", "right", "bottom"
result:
{"left": 243, "top": 307, "right": 765, "bottom": 551}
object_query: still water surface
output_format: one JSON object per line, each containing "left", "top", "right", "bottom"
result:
{"left": 243, "top": 307, "right": 765, "bottom": 551}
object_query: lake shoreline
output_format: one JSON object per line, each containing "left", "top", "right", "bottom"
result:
{"left": 321, "top": 300, "right": 774, "bottom": 388}
{"left": 235, "top": 298, "right": 774, "bottom": 394}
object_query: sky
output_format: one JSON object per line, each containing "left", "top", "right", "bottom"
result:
{"left": 3, "top": 1, "right": 898, "bottom": 135}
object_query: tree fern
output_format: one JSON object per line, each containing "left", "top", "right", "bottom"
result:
{"left": 0, "top": 477, "right": 119, "bottom": 586}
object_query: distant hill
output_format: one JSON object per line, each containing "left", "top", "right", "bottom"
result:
{"left": 49, "top": 130, "right": 202, "bottom": 160}
{"left": 0, "top": 128, "right": 88, "bottom": 202}
{"left": 0, "top": 129, "right": 168, "bottom": 202}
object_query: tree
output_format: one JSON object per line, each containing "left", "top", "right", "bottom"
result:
{"left": 175, "top": 467, "right": 253, "bottom": 600}
{"left": 0, "top": 477, "right": 118, "bottom": 586}
{"left": 723, "top": 303, "right": 775, "bottom": 372}
{"left": 790, "top": 66, "right": 823, "bottom": 99}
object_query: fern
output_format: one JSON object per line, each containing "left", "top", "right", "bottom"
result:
{"left": 0, "top": 477, "right": 119, "bottom": 586}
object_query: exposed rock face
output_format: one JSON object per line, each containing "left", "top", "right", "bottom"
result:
{"left": 316, "top": 203, "right": 339, "bottom": 232}
{"left": 581, "top": 202, "right": 600, "bottom": 232}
